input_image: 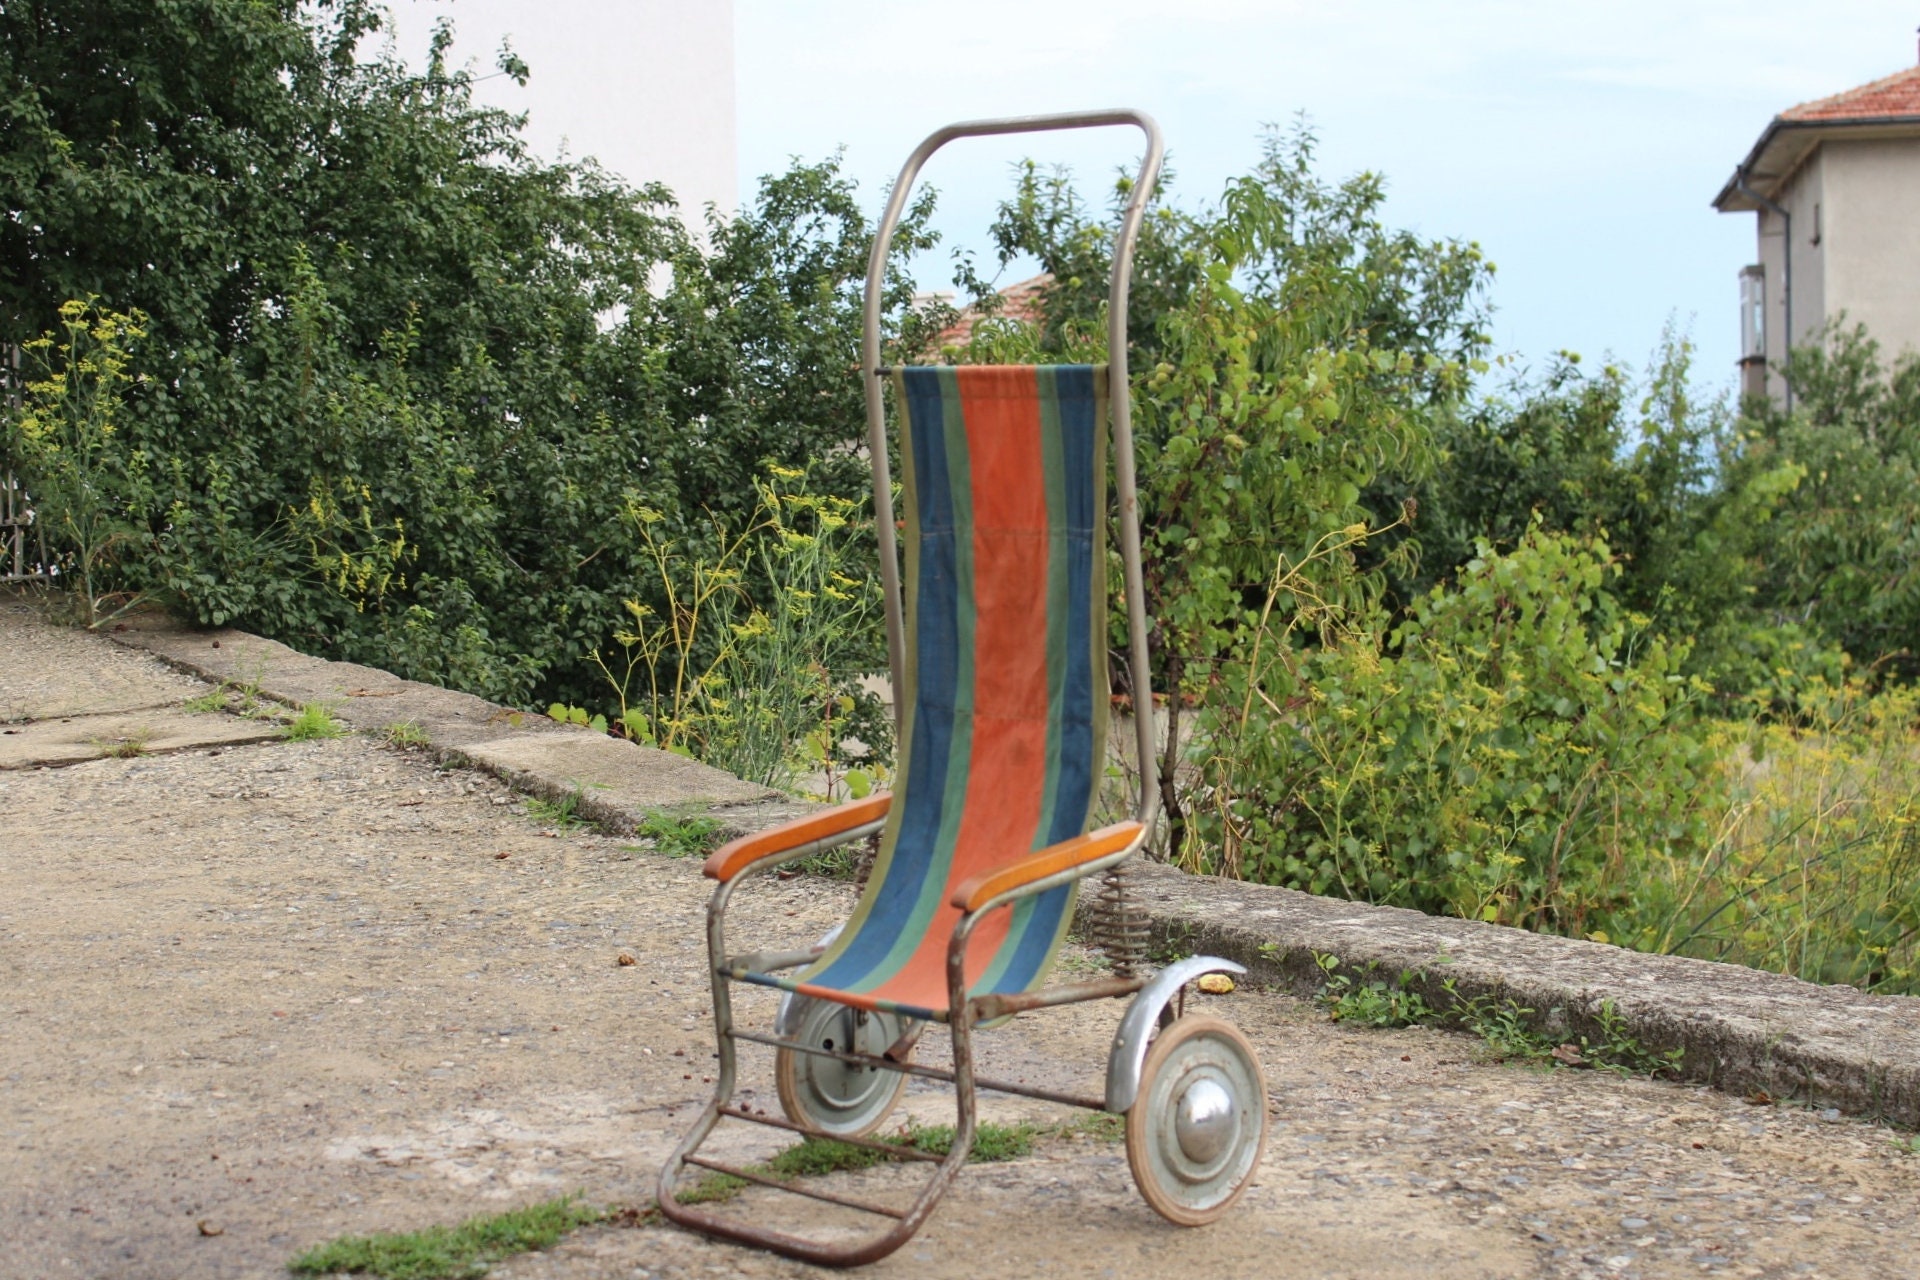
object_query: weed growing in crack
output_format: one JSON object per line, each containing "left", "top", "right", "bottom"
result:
{"left": 95, "top": 729, "right": 153, "bottom": 759}
{"left": 1581, "top": 999, "right": 1686, "bottom": 1077}
{"left": 1313, "top": 952, "right": 1435, "bottom": 1028}
{"left": 282, "top": 703, "right": 345, "bottom": 742}
{"left": 379, "top": 720, "right": 430, "bottom": 750}
{"left": 673, "top": 1118, "right": 1049, "bottom": 1209}
{"left": 1452, "top": 992, "right": 1557, "bottom": 1065}
{"left": 524, "top": 790, "right": 587, "bottom": 831}
{"left": 181, "top": 688, "right": 228, "bottom": 714}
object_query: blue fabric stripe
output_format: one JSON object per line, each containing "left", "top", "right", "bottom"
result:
{"left": 807, "top": 367, "right": 960, "bottom": 990}
{"left": 1050, "top": 364, "right": 1099, "bottom": 845}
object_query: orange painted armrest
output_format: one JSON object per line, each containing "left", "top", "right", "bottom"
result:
{"left": 949, "top": 821, "right": 1145, "bottom": 914}
{"left": 701, "top": 793, "right": 892, "bottom": 883}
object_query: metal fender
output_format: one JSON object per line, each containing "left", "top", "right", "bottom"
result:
{"left": 1105, "top": 955, "right": 1248, "bottom": 1113}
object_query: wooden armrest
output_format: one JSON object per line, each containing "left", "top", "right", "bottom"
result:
{"left": 700, "top": 794, "right": 892, "bottom": 883}
{"left": 949, "top": 821, "right": 1145, "bottom": 914}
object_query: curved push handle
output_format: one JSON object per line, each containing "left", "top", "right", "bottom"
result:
{"left": 859, "top": 110, "right": 1165, "bottom": 830}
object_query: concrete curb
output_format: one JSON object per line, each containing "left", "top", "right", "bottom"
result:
{"left": 1118, "top": 863, "right": 1920, "bottom": 1128}
{"left": 109, "top": 617, "right": 1920, "bottom": 1127}
{"left": 107, "top": 617, "right": 813, "bottom": 838}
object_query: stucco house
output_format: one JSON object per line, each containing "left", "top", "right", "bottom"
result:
{"left": 1713, "top": 53, "right": 1920, "bottom": 404}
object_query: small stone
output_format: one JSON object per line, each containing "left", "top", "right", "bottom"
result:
{"left": 196, "top": 1219, "right": 223, "bottom": 1237}
{"left": 616, "top": 951, "right": 636, "bottom": 966}
{"left": 1620, "top": 1217, "right": 1649, "bottom": 1229}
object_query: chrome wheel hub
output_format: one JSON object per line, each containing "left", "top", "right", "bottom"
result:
{"left": 1174, "top": 1077, "right": 1235, "bottom": 1165}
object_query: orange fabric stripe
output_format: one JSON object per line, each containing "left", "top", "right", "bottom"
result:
{"left": 701, "top": 793, "right": 892, "bottom": 882}
{"left": 882, "top": 367, "right": 1054, "bottom": 1005}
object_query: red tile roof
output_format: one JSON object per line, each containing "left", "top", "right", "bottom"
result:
{"left": 1780, "top": 63, "right": 1920, "bottom": 123}
{"left": 934, "top": 274, "right": 1050, "bottom": 352}
{"left": 1713, "top": 61, "right": 1920, "bottom": 209}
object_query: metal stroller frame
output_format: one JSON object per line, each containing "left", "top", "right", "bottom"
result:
{"left": 656, "top": 109, "right": 1267, "bottom": 1267}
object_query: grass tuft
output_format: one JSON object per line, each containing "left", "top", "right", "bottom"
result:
{"left": 379, "top": 720, "right": 431, "bottom": 750}
{"left": 287, "top": 1195, "right": 604, "bottom": 1279}
{"left": 669, "top": 1119, "right": 1048, "bottom": 1212}
{"left": 636, "top": 812, "right": 724, "bottom": 857}
{"left": 525, "top": 790, "right": 587, "bottom": 831}
{"left": 182, "top": 687, "right": 228, "bottom": 714}
{"left": 283, "top": 703, "right": 347, "bottom": 742}
{"left": 96, "top": 729, "right": 153, "bottom": 758}
{"left": 764, "top": 1135, "right": 891, "bottom": 1178}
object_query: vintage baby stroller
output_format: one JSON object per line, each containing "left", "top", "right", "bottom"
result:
{"left": 656, "top": 110, "right": 1268, "bottom": 1265}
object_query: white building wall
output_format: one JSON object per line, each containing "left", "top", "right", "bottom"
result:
{"left": 1824, "top": 138, "right": 1920, "bottom": 364}
{"left": 384, "top": 1, "right": 737, "bottom": 224}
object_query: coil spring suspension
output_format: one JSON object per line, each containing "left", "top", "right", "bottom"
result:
{"left": 853, "top": 829, "right": 881, "bottom": 895}
{"left": 1088, "top": 856, "right": 1150, "bottom": 978}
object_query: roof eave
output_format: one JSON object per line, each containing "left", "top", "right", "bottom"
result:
{"left": 1713, "top": 113, "right": 1920, "bottom": 211}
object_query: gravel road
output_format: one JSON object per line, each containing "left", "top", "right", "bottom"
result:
{"left": 4, "top": 606, "right": 1918, "bottom": 1280}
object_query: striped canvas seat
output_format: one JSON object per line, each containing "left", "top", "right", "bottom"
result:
{"left": 738, "top": 365, "right": 1110, "bottom": 1022}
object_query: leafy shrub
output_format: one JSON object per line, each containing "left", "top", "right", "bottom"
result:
{"left": 1745, "top": 325, "right": 1920, "bottom": 679}
{"left": 1194, "top": 526, "right": 1720, "bottom": 936}
{"left": 977, "top": 123, "right": 1492, "bottom": 855}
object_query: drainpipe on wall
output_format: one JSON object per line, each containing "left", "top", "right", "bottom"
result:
{"left": 1733, "top": 165, "right": 1792, "bottom": 412}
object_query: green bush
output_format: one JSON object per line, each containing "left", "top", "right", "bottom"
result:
{"left": 1194, "top": 526, "right": 1720, "bottom": 936}
{"left": 1, "top": 1, "right": 932, "bottom": 718}
{"left": 973, "top": 123, "right": 1492, "bottom": 854}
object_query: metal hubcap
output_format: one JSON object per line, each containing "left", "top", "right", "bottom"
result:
{"left": 775, "top": 995, "right": 911, "bottom": 1136}
{"left": 807, "top": 1008, "right": 892, "bottom": 1108}
{"left": 1174, "top": 1077, "right": 1235, "bottom": 1165}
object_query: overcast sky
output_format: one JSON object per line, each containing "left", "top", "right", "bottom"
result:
{"left": 389, "top": 1, "right": 1920, "bottom": 400}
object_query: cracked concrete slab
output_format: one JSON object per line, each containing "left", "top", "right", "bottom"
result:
{"left": 0, "top": 597, "right": 207, "bottom": 721}
{"left": 448, "top": 732, "right": 774, "bottom": 822}
{"left": 9, "top": 715, "right": 1919, "bottom": 1279}
{"left": 108, "top": 612, "right": 780, "bottom": 823}
{"left": 0, "top": 707, "right": 283, "bottom": 769}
